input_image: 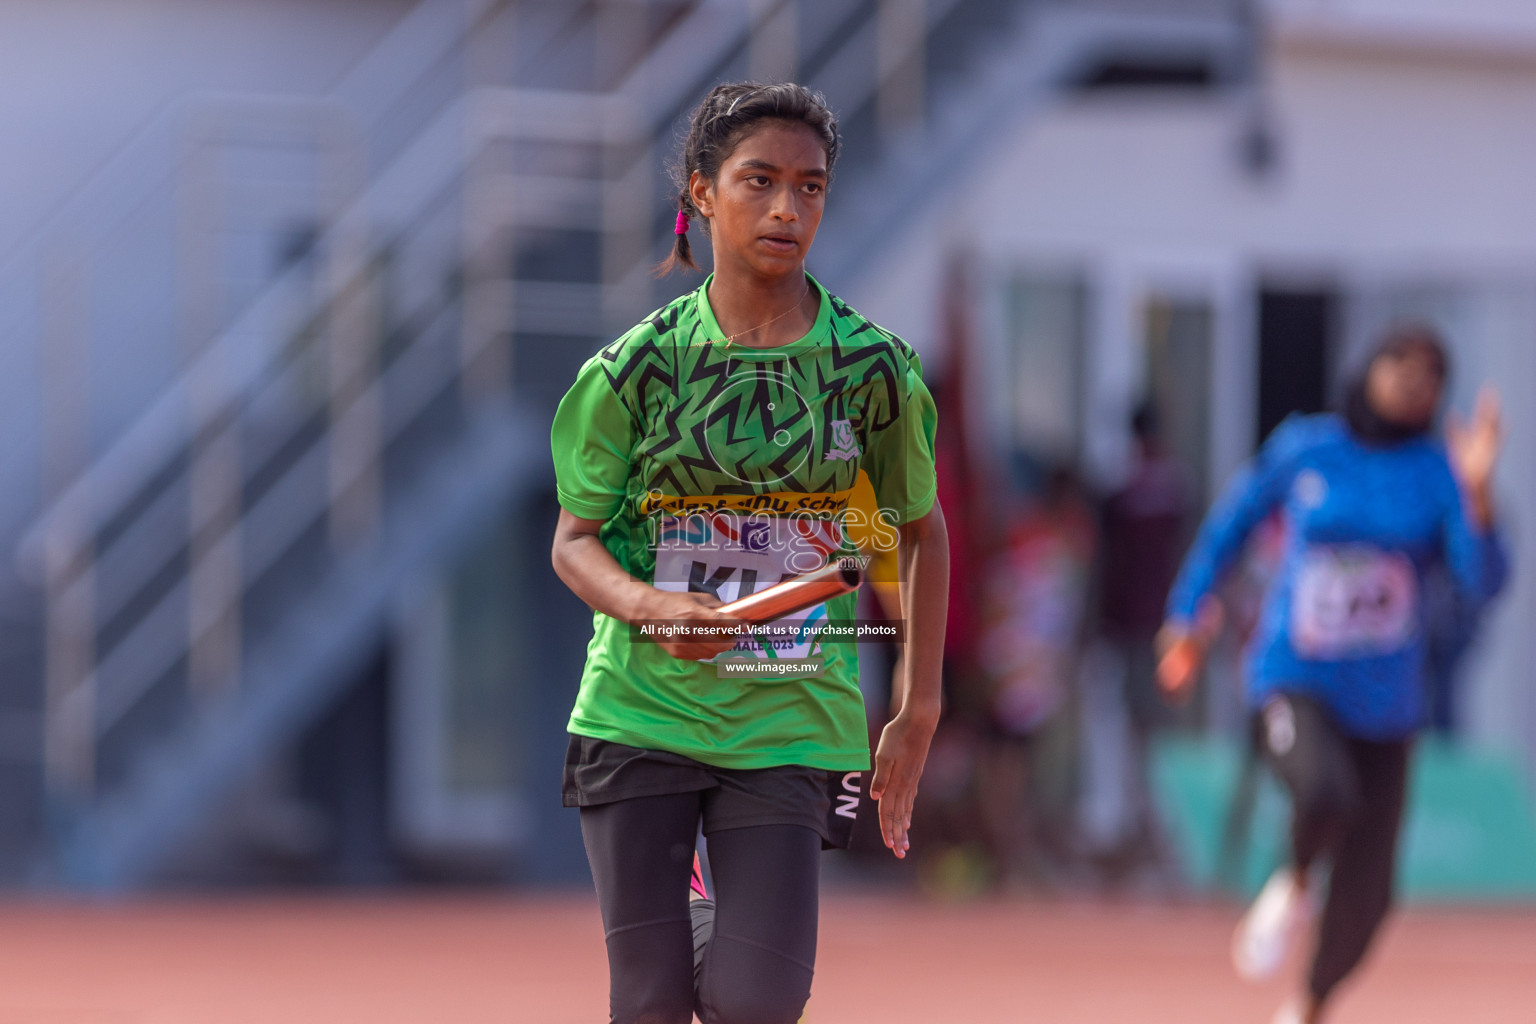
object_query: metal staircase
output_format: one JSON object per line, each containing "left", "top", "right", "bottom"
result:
{"left": 12, "top": 0, "right": 706, "bottom": 888}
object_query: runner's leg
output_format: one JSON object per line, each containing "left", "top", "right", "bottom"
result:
{"left": 1262, "top": 692, "right": 1361, "bottom": 874}
{"left": 580, "top": 792, "right": 703, "bottom": 1024}
{"left": 1307, "top": 737, "right": 1410, "bottom": 1006}
{"left": 1234, "top": 692, "right": 1359, "bottom": 986}
{"left": 695, "top": 823, "right": 821, "bottom": 1024}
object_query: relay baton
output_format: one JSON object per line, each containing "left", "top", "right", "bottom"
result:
{"left": 717, "top": 559, "right": 862, "bottom": 625}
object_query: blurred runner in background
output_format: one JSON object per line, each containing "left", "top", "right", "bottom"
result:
{"left": 1156, "top": 325, "right": 1508, "bottom": 1024}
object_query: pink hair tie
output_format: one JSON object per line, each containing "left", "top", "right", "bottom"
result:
{"left": 674, "top": 210, "right": 690, "bottom": 235}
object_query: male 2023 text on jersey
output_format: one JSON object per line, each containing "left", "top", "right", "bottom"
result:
{"left": 1166, "top": 414, "right": 1508, "bottom": 740}
{"left": 551, "top": 273, "right": 937, "bottom": 771}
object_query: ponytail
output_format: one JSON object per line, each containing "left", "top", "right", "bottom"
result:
{"left": 657, "top": 198, "right": 699, "bottom": 276}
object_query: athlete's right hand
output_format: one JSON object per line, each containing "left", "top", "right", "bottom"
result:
{"left": 1154, "top": 598, "right": 1224, "bottom": 704}
{"left": 634, "top": 589, "right": 747, "bottom": 661}
{"left": 1155, "top": 627, "right": 1205, "bottom": 703}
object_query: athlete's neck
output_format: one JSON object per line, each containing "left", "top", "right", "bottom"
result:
{"left": 706, "top": 264, "right": 818, "bottom": 349}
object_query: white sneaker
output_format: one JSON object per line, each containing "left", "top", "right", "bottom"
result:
{"left": 1271, "top": 1000, "right": 1307, "bottom": 1024}
{"left": 1232, "top": 868, "right": 1311, "bottom": 981}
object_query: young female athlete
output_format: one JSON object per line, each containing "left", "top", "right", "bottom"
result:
{"left": 550, "top": 82, "right": 948, "bottom": 1024}
{"left": 1156, "top": 326, "right": 1508, "bottom": 1024}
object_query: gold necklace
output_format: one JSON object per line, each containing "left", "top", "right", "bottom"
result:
{"left": 718, "top": 282, "right": 811, "bottom": 347}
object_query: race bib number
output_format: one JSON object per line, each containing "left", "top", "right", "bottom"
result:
{"left": 1291, "top": 545, "right": 1418, "bottom": 659}
{"left": 652, "top": 511, "right": 844, "bottom": 663}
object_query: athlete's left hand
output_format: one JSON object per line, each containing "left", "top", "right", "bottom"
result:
{"left": 869, "top": 708, "right": 937, "bottom": 860}
{"left": 1447, "top": 385, "right": 1502, "bottom": 526}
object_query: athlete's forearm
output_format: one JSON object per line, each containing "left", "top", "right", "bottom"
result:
{"left": 894, "top": 502, "right": 948, "bottom": 724}
{"left": 551, "top": 513, "right": 654, "bottom": 624}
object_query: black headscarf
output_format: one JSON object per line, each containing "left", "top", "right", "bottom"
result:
{"left": 1341, "top": 324, "right": 1449, "bottom": 446}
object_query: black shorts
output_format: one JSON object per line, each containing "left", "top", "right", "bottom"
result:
{"left": 562, "top": 734, "right": 865, "bottom": 850}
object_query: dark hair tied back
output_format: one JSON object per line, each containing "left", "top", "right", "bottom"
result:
{"left": 658, "top": 82, "right": 841, "bottom": 276}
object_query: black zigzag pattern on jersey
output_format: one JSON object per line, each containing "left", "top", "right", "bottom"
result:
{"left": 596, "top": 286, "right": 915, "bottom": 497}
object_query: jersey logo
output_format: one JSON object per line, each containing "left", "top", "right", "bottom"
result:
{"left": 1293, "top": 469, "right": 1328, "bottom": 509}
{"left": 827, "top": 419, "right": 861, "bottom": 461}
{"left": 740, "top": 521, "right": 771, "bottom": 552}
{"left": 659, "top": 516, "right": 711, "bottom": 545}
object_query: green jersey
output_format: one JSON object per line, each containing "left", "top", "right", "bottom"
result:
{"left": 550, "top": 273, "right": 938, "bottom": 770}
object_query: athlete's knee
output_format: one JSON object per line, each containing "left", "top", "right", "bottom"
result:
{"left": 700, "top": 985, "right": 811, "bottom": 1024}
{"left": 608, "top": 944, "right": 695, "bottom": 1024}
{"left": 614, "top": 998, "right": 694, "bottom": 1024}
{"left": 697, "top": 951, "right": 813, "bottom": 1024}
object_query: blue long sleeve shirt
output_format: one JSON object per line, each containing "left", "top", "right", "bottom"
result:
{"left": 1166, "top": 414, "right": 1508, "bottom": 739}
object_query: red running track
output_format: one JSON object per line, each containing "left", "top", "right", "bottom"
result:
{"left": 0, "top": 894, "right": 1531, "bottom": 1022}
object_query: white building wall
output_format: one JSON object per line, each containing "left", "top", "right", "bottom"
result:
{"left": 1271, "top": 0, "right": 1536, "bottom": 49}
{"left": 0, "top": 0, "right": 414, "bottom": 250}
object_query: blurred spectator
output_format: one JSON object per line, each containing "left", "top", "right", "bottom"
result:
{"left": 1091, "top": 405, "right": 1193, "bottom": 870}
{"left": 979, "top": 462, "right": 1096, "bottom": 733}
{"left": 969, "top": 460, "right": 1096, "bottom": 887}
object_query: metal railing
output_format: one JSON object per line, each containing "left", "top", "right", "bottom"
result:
{"left": 24, "top": 86, "right": 660, "bottom": 809}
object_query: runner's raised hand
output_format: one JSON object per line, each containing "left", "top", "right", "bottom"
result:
{"left": 1447, "top": 385, "right": 1502, "bottom": 528}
